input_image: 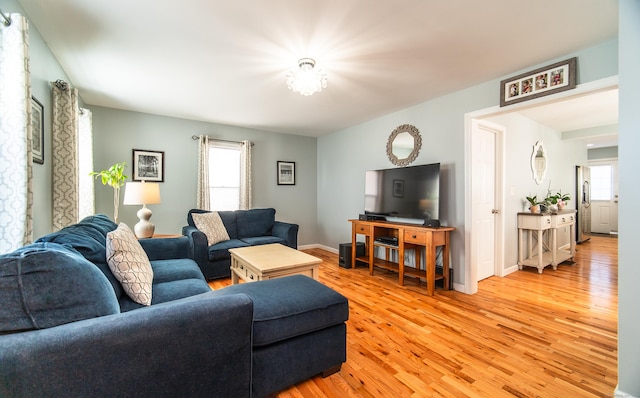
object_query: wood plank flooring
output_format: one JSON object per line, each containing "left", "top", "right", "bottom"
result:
{"left": 209, "top": 235, "right": 618, "bottom": 397}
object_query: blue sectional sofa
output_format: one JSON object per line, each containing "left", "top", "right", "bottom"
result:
{"left": 183, "top": 208, "right": 299, "bottom": 280}
{"left": 0, "top": 215, "right": 348, "bottom": 398}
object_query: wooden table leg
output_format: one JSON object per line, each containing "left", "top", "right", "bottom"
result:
{"left": 426, "top": 233, "right": 435, "bottom": 296}
{"left": 537, "top": 230, "right": 544, "bottom": 273}
{"left": 399, "top": 242, "right": 405, "bottom": 286}
{"left": 442, "top": 232, "right": 450, "bottom": 291}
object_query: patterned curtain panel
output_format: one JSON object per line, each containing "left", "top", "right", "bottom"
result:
{"left": 240, "top": 140, "right": 252, "bottom": 210}
{"left": 51, "top": 80, "right": 79, "bottom": 230}
{"left": 0, "top": 14, "right": 33, "bottom": 253}
{"left": 196, "top": 134, "right": 210, "bottom": 210}
{"left": 77, "top": 108, "right": 95, "bottom": 219}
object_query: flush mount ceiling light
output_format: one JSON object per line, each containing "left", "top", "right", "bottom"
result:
{"left": 286, "top": 58, "right": 327, "bottom": 96}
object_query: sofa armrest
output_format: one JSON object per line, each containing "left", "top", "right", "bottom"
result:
{"left": 0, "top": 292, "right": 253, "bottom": 398}
{"left": 273, "top": 221, "right": 299, "bottom": 248}
{"left": 182, "top": 225, "right": 209, "bottom": 271}
{"left": 139, "top": 235, "right": 191, "bottom": 261}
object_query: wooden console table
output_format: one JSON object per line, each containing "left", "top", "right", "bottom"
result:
{"left": 517, "top": 210, "right": 576, "bottom": 273}
{"left": 349, "top": 219, "right": 454, "bottom": 296}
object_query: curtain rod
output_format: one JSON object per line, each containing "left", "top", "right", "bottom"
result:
{"left": 191, "top": 135, "right": 253, "bottom": 146}
{"left": 0, "top": 8, "right": 12, "bottom": 26}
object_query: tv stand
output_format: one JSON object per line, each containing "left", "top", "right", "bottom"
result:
{"left": 349, "top": 219, "right": 455, "bottom": 296}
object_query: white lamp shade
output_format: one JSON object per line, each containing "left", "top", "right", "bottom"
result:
{"left": 123, "top": 181, "right": 161, "bottom": 205}
{"left": 123, "top": 181, "right": 161, "bottom": 238}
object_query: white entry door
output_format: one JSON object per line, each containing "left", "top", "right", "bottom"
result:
{"left": 589, "top": 159, "right": 619, "bottom": 234}
{"left": 471, "top": 120, "right": 504, "bottom": 281}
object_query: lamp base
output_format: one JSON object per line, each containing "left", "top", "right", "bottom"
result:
{"left": 134, "top": 205, "right": 155, "bottom": 239}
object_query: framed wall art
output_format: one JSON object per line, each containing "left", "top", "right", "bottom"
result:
{"left": 277, "top": 161, "right": 295, "bottom": 185}
{"left": 500, "top": 57, "right": 577, "bottom": 107}
{"left": 31, "top": 96, "right": 44, "bottom": 164}
{"left": 393, "top": 179, "right": 404, "bottom": 198}
{"left": 132, "top": 149, "right": 164, "bottom": 182}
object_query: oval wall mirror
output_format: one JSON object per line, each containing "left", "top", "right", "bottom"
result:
{"left": 386, "top": 124, "right": 422, "bottom": 167}
{"left": 531, "top": 141, "right": 547, "bottom": 185}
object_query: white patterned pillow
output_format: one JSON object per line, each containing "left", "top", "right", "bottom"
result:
{"left": 106, "top": 223, "right": 153, "bottom": 306}
{"left": 192, "top": 212, "right": 230, "bottom": 246}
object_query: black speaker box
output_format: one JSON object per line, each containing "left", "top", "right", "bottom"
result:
{"left": 338, "top": 242, "right": 365, "bottom": 268}
{"left": 436, "top": 266, "right": 453, "bottom": 290}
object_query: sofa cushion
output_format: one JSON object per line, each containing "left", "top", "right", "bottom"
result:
{"left": 211, "top": 275, "right": 349, "bottom": 347}
{"left": 240, "top": 236, "right": 286, "bottom": 247}
{"left": 192, "top": 211, "right": 231, "bottom": 246}
{"left": 0, "top": 242, "right": 120, "bottom": 333}
{"left": 35, "top": 214, "right": 117, "bottom": 264}
{"left": 35, "top": 214, "right": 123, "bottom": 299}
{"left": 236, "top": 208, "right": 275, "bottom": 239}
{"left": 218, "top": 211, "right": 238, "bottom": 239}
{"left": 106, "top": 223, "right": 153, "bottom": 306}
{"left": 208, "top": 239, "right": 250, "bottom": 261}
{"left": 151, "top": 259, "right": 206, "bottom": 284}
{"left": 119, "top": 278, "right": 211, "bottom": 312}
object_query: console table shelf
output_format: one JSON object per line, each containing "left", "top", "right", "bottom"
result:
{"left": 517, "top": 210, "right": 576, "bottom": 273}
{"left": 349, "top": 219, "right": 454, "bottom": 296}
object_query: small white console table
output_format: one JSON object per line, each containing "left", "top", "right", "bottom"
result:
{"left": 517, "top": 210, "right": 576, "bottom": 273}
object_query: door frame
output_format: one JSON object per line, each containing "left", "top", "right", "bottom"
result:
{"left": 463, "top": 75, "right": 619, "bottom": 295}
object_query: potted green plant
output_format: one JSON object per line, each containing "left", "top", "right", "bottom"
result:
{"left": 526, "top": 195, "right": 540, "bottom": 213}
{"left": 545, "top": 192, "right": 560, "bottom": 212}
{"left": 90, "top": 162, "right": 128, "bottom": 222}
{"left": 556, "top": 191, "right": 571, "bottom": 210}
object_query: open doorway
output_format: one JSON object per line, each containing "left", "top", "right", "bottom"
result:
{"left": 464, "top": 76, "right": 618, "bottom": 295}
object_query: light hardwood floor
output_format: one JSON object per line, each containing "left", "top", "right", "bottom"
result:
{"left": 209, "top": 235, "right": 618, "bottom": 397}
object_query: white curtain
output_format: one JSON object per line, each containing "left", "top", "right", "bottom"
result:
{"left": 196, "top": 135, "right": 210, "bottom": 210}
{"left": 51, "top": 80, "right": 79, "bottom": 229}
{"left": 77, "top": 108, "right": 94, "bottom": 219}
{"left": 240, "top": 140, "right": 252, "bottom": 210}
{"left": 0, "top": 14, "right": 33, "bottom": 253}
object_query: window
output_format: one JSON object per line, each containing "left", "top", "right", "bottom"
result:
{"left": 208, "top": 142, "right": 241, "bottom": 210}
{"left": 590, "top": 164, "right": 612, "bottom": 201}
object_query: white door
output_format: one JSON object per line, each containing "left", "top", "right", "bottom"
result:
{"left": 589, "top": 159, "right": 619, "bottom": 234}
{"left": 471, "top": 120, "right": 503, "bottom": 281}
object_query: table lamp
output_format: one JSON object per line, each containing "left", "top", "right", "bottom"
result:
{"left": 123, "top": 181, "right": 161, "bottom": 238}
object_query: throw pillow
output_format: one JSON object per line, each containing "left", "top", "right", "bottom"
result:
{"left": 192, "top": 211, "right": 231, "bottom": 246}
{"left": 106, "top": 223, "right": 153, "bottom": 306}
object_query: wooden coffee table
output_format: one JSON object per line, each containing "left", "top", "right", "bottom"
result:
{"left": 229, "top": 243, "right": 321, "bottom": 284}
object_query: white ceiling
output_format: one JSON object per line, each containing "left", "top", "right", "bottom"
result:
{"left": 518, "top": 88, "right": 619, "bottom": 148}
{"left": 17, "top": 0, "right": 618, "bottom": 137}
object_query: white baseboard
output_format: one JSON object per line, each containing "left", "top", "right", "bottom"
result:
{"left": 299, "top": 243, "right": 337, "bottom": 254}
{"left": 615, "top": 387, "right": 637, "bottom": 398}
{"left": 503, "top": 263, "right": 519, "bottom": 276}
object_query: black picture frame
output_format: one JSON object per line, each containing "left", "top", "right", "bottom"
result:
{"left": 500, "top": 57, "right": 577, "bottom": 107}
{"left": 393, "top": 179, "right": 404, "bottom": 197}
{"left": 31, "top": 96, "right": 44, "bottom": 164}
{"left": 277, "top": 161, "right": 295, "bottom": 185}
{"left": 132, "top": 149, "right": 165, "bottom": 182}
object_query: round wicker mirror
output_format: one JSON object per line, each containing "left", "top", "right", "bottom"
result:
{"left": 386, "top": 124, "right": 422, "bottom": 166}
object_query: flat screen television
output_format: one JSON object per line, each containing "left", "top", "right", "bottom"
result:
{"left": 364, "top": 163, "right": 440, "bottom": 223}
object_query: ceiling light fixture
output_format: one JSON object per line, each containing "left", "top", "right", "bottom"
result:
{"left": 286, "top": 58, "right": 327, "bottom": 96}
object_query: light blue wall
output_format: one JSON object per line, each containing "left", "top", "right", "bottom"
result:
{"left": 317, "top": 39, "right": 618, "bottom": 287}
{"left": 1, "top": 0, "right": 75, "bottom": 238}
{"left": 588, "top": 146, "right": 618, "bottom": 160}
{"left": 617, "top": 0, "right": 639, "bottom": 395}
{"left": 91, "top": 106, "right": 318, "bottom": 244}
